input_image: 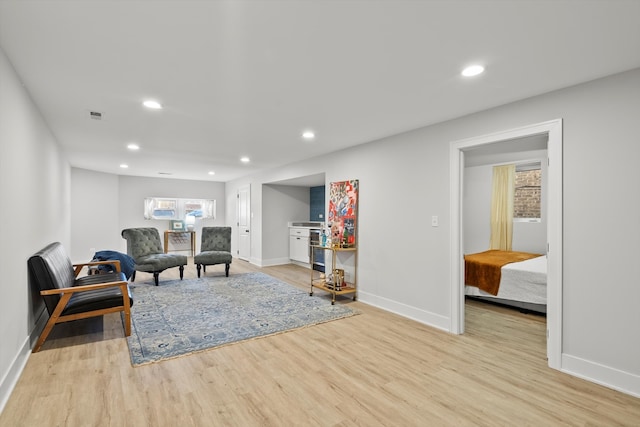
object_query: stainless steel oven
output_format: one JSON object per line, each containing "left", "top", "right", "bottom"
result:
{"left": 309, "top": 229, "right": 325, "bottom": 272}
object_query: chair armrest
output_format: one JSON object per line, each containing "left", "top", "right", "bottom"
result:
{"left": 40, "top": 279, "right": 128, "bottom": 296}
{"left": 73, "top": 260, "right": 122, "bottom": 276}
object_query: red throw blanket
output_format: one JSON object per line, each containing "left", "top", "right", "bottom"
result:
{"left": 464, "top": 250, "right": 542, "bottom": 296}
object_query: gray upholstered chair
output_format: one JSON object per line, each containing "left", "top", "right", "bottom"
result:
{"left": 194, "top": 226, "right": 232, "bottom": 277}
{"left": 121, "top": 227, "right": 187, "bottom": 286}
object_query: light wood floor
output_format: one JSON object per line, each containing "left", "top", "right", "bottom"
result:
{"left": 2, "top": 260, "right": 639, "bottom": 426}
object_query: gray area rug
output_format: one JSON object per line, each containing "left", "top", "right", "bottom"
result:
{"left": 126, "top": 272, "right": 356, "bottom": 365}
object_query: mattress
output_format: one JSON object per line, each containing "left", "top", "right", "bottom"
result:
{"left": 465, "top": 254, "right": 547, "bottom": 304}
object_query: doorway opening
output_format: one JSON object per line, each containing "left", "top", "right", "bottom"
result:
{"left": 449, "top": 119, "right": 563, "bottom": 370}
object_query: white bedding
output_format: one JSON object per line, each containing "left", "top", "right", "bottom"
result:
{"left": 465, "top": 255, "right": 547, "bottom": 304}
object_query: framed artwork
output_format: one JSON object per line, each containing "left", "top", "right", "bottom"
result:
{"left": 170, "top": 220, "right": 185, "bottom": 231}
{"left": 328, "top": 179, "right": 358, "bottom": 247}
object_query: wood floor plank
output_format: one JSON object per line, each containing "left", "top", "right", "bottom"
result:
{"left": 1, "top": 259, "right": 639, "bottom": 426}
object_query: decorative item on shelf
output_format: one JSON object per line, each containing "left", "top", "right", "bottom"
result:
{"left": 185, "top": 215, "right": 195, "bottom": 231}
{"left": 170, "top": 220, "right": 185, "bottom": 231}
{"left": 334, "top": 268, "right": 344, "bottom": 291}
{"left": 330, "top": 221, "right": 340, "bottom": 246}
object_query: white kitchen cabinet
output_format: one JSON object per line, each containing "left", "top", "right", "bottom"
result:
{"left": 289, "top": 227, "right": 310, "bottom": 263}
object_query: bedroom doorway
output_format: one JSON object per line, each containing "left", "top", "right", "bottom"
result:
{"left": 449, "top": 119, "right": 563, "bottom": 370}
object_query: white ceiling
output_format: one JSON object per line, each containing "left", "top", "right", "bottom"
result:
{"left": 1, "top": 1, "right": 639, "bottom": 183}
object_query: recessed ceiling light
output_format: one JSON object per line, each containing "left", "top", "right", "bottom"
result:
{"left": 127, "top": 143, "right": 140, "bottom": 150}
{"left": 240, "top": 157, "right": 250, "bottom": 163}
{"left": 120, "top": 164, "right": 129, "bottom": 169}
{"left": 208, "top": 171, "right": 215, "bottom": 175}
{"left": 143, "top": 100, "right": 163, "bottom": 109}
{"left": 461, "top": 65, "right": 485, "bottom": 77}
{"left": 302, "top": 130, "right": 315, "bottom": 140}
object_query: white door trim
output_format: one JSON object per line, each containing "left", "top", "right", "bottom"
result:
{"left": 449, "top": 119, "right": 563, "bottom": 370}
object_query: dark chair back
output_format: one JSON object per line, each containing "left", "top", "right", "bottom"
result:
{"left": 201, "top": 227, "right": 231, "bottom": 252}
{"left": 27, "top": 242, "right": 76, "bottom": 315}
{"left": 121, "top": 227, "right": 163, "bottom": 261}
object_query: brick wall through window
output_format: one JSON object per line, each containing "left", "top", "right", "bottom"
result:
{"left": 514, "top": 168, "right": 541, "bottom": 218}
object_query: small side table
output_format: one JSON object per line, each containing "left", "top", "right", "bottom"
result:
{"left": 164, "top": 230, "right": 196, "bottom": 256}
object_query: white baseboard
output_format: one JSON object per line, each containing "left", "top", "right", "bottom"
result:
{"left": 260, "top": 257, "right": 296, "bottom": 267}
{"left": 289, "top": 260, "right": 310, "bottom": 269}
{"left": 0, "top": 338, "right": 30, "bottom": 414}
{"left": 357, "top": 290, "right": 450, "bottom": 332}
{"left": 562, "top": 354, "right": 640, "bottom": 398}
{"left": 0, "top": 310, "right": 47, "bottom": 413}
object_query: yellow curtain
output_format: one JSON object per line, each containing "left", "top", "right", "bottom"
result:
{"left": 489, "top": 164, "right": 515, "bottom": 251}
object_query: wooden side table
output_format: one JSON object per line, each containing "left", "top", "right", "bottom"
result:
{"left": 164, "top": 230, "right": 196, "bottom": 256}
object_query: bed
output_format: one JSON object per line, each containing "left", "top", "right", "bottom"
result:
{"left": 464, "top": 250, "right": 547, "bottom": 314}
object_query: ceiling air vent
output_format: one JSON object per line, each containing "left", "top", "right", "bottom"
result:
{"left": 89, "top": 111, "right": 103, "bottom": 120}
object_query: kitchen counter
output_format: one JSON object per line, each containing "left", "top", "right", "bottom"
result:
{"left": 288, "top": 221, "right": 324, "bottom": 229}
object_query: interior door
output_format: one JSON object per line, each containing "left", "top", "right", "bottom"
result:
{"left": 237, "top": 185, "right": 250, "bottom": 261}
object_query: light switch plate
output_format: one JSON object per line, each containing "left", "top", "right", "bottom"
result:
{"left": 431, "top": 216, "right": 438, "bottom": 227}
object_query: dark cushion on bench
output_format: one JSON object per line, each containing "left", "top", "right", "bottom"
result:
{"left": 67, "top": 272, "right": 130, "bottom": 315}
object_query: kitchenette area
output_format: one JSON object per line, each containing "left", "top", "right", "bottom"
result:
{"left": 285, "top": 183, "right": 326, "bottom": 271}
{"left": 289, "top": 221, "right": 325, "bottom": 272}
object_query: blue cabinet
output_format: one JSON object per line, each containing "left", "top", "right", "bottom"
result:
{"left": 309, "top": 186, "right": 326, "bottom": 271}
{"left": 310, "top": 186, "right": 325, "bottom": 221}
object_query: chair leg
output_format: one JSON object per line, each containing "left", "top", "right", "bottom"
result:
{"left": 33, "top": 292, "right": 73, "bottom": 352}
{"left": 225, "top": 263, "right": 230, "bottom": 277}
{"left": 179, "top": 265, "right": 184, "bottom": 280}
{"left": 131, "top": 270, "right": 136, "bottom": 282}
{"left": 197, "top": 264, "right": 201, "bottom": 278}
{"left": 153, "top": 272, "right": 159, "bottom": 286}
{"left": 120, "top": 284, "right": 132, "bottom": 337}
{"left": 33, "top": 319, "right": 57, "bottom": 353}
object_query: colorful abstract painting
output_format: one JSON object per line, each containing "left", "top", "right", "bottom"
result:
{"left": 328, "top": 179, "right": 358, "bottom": 247}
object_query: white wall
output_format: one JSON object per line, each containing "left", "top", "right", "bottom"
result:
{"left": 262, "top": 184, "right": 309, "bottom": 266}
{"left": 463, "top": 149, "right": 548, "bottom": 254}
{"left": 228, "top": 68, "right": 640, "bottom": 396}
{"left": 70, "top": 168, "right": 120, "bottom": 262}
{"left": 463, "top": 165, "right": 492, "bottom": 255}
{"left": 71, "top": 172, "right": 227, "bottom": 258}
{"left": 226, "top": 166, "right": 326, "bottom": 267}
{"left": 0, "top": 47, "right": 70, "bottom": 411}
{"left": 118, "top": 176, "right": 226, "bottom": 254}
